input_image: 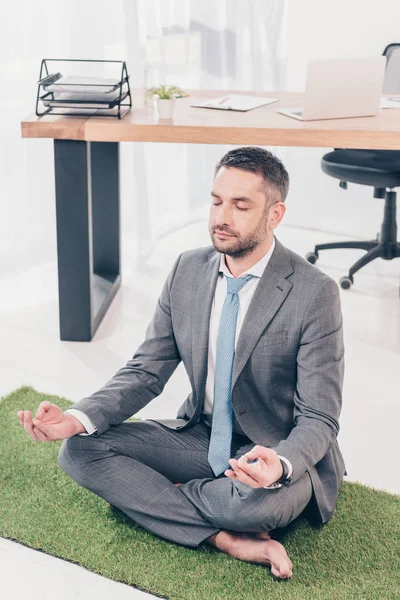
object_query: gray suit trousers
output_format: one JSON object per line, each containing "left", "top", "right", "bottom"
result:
{"left": 58, "top": 419, "right": 312, "bottom": 548}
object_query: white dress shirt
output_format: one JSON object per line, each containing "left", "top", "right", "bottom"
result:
{"left": 66, "top": 237, "right": 292, "bottom": 482}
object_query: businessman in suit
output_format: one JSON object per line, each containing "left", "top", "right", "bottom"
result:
{"left": 18, "top": 146, "right": 346, "bottom": 580}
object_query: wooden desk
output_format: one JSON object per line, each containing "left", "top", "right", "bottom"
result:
{"left": 21, "top": 90, "right": 400, "bottom": 341}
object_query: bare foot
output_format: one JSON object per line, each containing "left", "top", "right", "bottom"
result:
{"left": 174, "top": 483, "right": 182, "bottom": 487}
{"left": 206, "top": 530, "right": 293, "bottom": 579}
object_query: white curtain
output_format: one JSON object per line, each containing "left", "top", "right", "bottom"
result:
{"left": 127, "top": 0, "right": 287, "bottom": 260}
{"left": 0, "top": 0, "right": 287, "bottom": 274}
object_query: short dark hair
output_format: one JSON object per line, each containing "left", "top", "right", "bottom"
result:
{"left": 214, "top": 146, "right": 289, "bottom": 205}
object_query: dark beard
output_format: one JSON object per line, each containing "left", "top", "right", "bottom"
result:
{"left": 222, "top": 239, "right": 261, "bottom": 259}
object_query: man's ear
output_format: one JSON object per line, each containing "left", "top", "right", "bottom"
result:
{"left": 268, "top": 202, "right": 286, "bottom": 230}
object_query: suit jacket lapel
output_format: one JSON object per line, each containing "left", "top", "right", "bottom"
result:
{"left": 231, "top": 238, "right": 294, "bottom": 390}
{"left": 191, "top": 250, "right": 220, "bottom": 402}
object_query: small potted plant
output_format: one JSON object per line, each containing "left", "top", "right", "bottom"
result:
{"left": 145, "top": 84, "right": 188, "bottom": 119}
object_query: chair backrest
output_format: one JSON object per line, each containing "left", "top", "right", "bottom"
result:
{"left": 383, "top": 43, "right": 400, "bottom": 94}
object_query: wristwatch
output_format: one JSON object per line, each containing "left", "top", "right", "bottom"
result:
{"left": 263, "top": 457, "right": 292, "bottom": 489}
{"left": 277, "top": 457, "right": 290, "bottom": 483}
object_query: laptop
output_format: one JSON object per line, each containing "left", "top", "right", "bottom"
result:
{"left": 277, "top": 57, "right": 387, "bottom": 121}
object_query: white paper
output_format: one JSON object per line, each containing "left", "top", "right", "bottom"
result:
{"left": 191, "top": 94, "right": 279, "bottom": 112}
{"left": 43, "top": 91, "right": 120, "bottom": 106}
{"left": 380, "top": 96, "right": 400, "bottom": 109}
{"left": 44, "top": 75, "right": 120, "bottom": 95}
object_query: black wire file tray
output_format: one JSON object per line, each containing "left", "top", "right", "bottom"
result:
{"left": 36, "top": 59, "right": 132, "bottom": 119}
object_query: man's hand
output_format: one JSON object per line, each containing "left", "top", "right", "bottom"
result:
{"left": 17, "top": 401, "right": 86, "bottom": 442}
{"left": 225, "top": 445, "right": 283, "bottom": 488}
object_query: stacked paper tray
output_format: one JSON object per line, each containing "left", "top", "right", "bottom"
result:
{"left": 36, "top": 59, "right": 132, "bottom": 118}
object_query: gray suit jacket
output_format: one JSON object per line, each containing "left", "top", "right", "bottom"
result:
{"left": 72, "top": 237, "right": 346, "bottom": 525}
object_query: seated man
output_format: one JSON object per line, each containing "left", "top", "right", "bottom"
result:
{"left": 18, "top": 146, "right": 346, "bottom": 580}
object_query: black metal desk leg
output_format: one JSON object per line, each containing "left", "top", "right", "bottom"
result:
{"left": 54, "top": 140, "right": 121, "bottom": 341}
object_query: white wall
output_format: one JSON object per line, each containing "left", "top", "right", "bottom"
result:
{"left": 287, "top": 0, "right": 400, "bottom": 91}
{"left": 283, "top": 0, "right": 400, "bottom": 240}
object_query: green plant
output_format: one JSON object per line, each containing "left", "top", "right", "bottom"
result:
{"left": 145, "top": 84, "right": 188, "bottom": 100}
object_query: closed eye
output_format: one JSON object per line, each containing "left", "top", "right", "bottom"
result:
{"left": 212, "top": 202, "right": 249, "bottom": 212}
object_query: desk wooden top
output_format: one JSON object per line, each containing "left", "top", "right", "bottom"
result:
{"left": 21, "top": 89, "right": 400, "bottom": 149}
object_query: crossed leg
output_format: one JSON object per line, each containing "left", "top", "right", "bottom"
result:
{"left": 174, "top": 481, "right": 294, "bottom": 578}
{"left": 58, "top": 419, "right": 312, "bottom": 579}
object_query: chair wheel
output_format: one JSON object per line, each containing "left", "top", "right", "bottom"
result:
{"left": 306, "top": 251, "right": 318, "bottom": 264}
{"left": 339, "top": 276, "right": 353, "bottom": 290}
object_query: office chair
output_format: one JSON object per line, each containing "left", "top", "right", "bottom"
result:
{"left": 306, "top": 43, "right": 400, "bottom": 289}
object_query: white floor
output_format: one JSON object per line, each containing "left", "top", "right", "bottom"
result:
{"left": 1, "top": 222, "right": 400, "bottom": 599}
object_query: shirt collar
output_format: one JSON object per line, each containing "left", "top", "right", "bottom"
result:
{"left": 219, "top": 236, "right": 276, "bottom": 279}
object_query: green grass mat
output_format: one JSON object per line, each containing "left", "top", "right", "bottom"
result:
{"left": 1, "top": 386, "right": 400, "bottom": 600}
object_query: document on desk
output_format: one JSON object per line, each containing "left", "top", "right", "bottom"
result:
{"left": 380, "top": 96, "right": 400, "bottom": 108}
{"left": 191, "top": 94, "right": 279, "bottom": 112}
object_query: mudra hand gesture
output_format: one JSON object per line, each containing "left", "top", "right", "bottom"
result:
{"left": 225, "top": 445, "right": 284, "bottom": 488}
{"left": 17, "top": 401, "right": 85, "bottom": 442}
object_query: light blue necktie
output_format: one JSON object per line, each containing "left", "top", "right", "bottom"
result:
{"left": 208, "top": 273, "right": 255, "bottom": 476}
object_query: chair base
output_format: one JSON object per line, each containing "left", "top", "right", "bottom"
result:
{"left": 312, "top": 239, "right": 400, "bottom": 286}
{"left": 306, "top": 190, "right": 400, "bottom": 288}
